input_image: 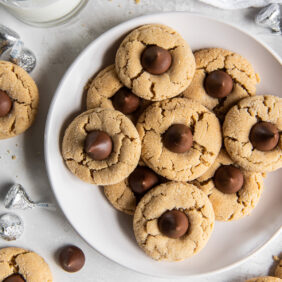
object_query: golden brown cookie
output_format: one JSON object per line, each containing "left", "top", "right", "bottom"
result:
{"left": 136, "top": 97, "right": 222, "bottom": 181}
{"left": 193, "top": 149, "right": 264, "bottom": 221}
{"left": 0, "top": 61, "right": 39, "bottom": 139}
{"left": 104, "top": 177, "right": 136, "bottom": 215}
{"left": 182, "top": 48, "right": 259, "bottom": 121}
{"left": 133, "top": 182, "right": 215, "bottom": 261}
{"left": 104, "top": 160, "right": 166, "bottom": 215}
{"left": 0, "top": 247, "right": 52, "bottom": 282}
{"left": 275, "top": 258, "right": 282, "bottom": 279}
{"left": 223, "top": 95, "right": 282, "bottom": 172}
{"left": 86, "top": 64, "right": 151, "bottom": 124}
{"left": 246, "top": 277, "right": 282, "bottom": 282}
{"left": 115, "top": 24, "right": 195, "bottom": 101}
{"left": 62, "top": 108, "right": 141, "bottom": 185}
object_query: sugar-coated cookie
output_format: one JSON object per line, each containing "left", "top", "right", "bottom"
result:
{"left": 115, "top": 24, "right": 195, "bottom": 101}
{"left": 133, "top": 182, "right": 215, "bottom": 261}
{"left": 62, "top": 108, "right": 141, "bottom": 185}
{"left": 0, "top": 61, "right": 39, "bottom": 139}
{"left": 0, "top": 247, "right": 52, "bottom": 282}
{"left": 182, "top": 48, "right": 259, "bottom": 121}
{"left": 136, "top": 98, "right": 222, "bottom": 181}
{"left": 194, "top": 149, "right": 264, "bottom": 221}
{"left": 223, "top": 95, "right": 282, "bottom": 172}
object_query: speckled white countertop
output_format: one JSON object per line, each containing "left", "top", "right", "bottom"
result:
{"left": 0, "top": 1, "right": 281, "bottom": 281}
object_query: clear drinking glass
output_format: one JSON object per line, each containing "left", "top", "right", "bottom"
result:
{"left": 0, "top": 0, "right": 88, "bottom": 27}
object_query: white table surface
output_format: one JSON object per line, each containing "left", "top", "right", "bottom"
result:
{"left": 0, "top": 1, "right": 281, "bottom": 281}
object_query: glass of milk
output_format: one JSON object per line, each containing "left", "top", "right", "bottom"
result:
{"left": 0, "top": 0, "right": 88, "bottom": 27}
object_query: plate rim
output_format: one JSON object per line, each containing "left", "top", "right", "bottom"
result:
{"left": 44, "top": 11, "right": 282, "bottom": 278}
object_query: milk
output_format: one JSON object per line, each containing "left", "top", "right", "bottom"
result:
{"left": 1, "top": 0, "right": 84, "bottom": 26}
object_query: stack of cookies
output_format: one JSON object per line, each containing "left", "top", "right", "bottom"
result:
{"left": 62, "top": 24, "right": 282, "bottom": 262}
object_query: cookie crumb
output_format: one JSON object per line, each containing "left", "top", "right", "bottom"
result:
{"left": 135, "top": 0, "right": 140, "bottom": 3}
{"left": 256, "top": 73, "right": 260, "bottom": 83}
{"left": 7, "top": 150, "right": 10, "bottom": 154}
{"left": 12, "top": 155, "right": 16, "bottom": 160}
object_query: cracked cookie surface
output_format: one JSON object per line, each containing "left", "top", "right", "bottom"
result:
{"left": 62, "top": 108, "right": 141, "bottom": 185}
{"left": 193, "top": 149, "right": 264, "bottom": 221}
{"left": 0, "top": 61, "right": 39, "bottom": 139}
{"left": 104, "top": 160, "right": 164, "bottom": 215}
{"left": 246, "top": 277, "right": 282, "bottom": 282}
{"left": 86, "top": 64, "right": 151, "bottom": 123}
{"left": 182, "top": 48, "right": 259, "bottom": 121}
{"left": 115, "top": 24, "right": 195, "bottom": 101}
{"left": 223, "top": 95, "right": 282, "bottom": 172}
{"left": 136, "top": 98, "right": 222, "bottom": 181}
{"left": 275, "top": 259, "right": 282, "bottom": 279}
{"left": 86, "top": 65, "right": 124, "bottom": 110}
{"left": 0, "top": 247, "right": 52, "bottom": 282}
{"left": 133, "top": 182, "right": 215, "bottom": 261}
{"left": 104, "top": 176, "right": 136, "bottom": 215}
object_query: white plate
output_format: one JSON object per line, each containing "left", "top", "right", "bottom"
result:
{"left": 45, "top": 12, "right": 282, "bottom": 278}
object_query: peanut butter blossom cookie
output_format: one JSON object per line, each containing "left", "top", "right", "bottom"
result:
{"left": 115, "top": 24, "right": 195, "bottom": 101}
{"left": 246, "top": 278, "right": 282, "bottom": 282}
{"left": 182, "top": 48, "right": 259, "bottom": 120}
{"left": 86, "top": 64, "right": 151, "bottom": 123}
{"left": 104, "top": 161, "right": 165, "bottom": 215}
{"left": 194, "top": 149, "right": 264, "bottom": 221}
{"left": 133, "top": 182, "right": 215, "bottom": 261}
{"left": 0, "top": 61, "right": 39, "bottom": 139}
{"left": 62, "top": 108, "right": 141, "bottom": 185}
{"left": 0, "top": 247, "right": 52, "bottom": 282}
{"left": 223, "top": 95, "right": 282, "bottom": 172}
{"left": 275, "top": 259, "right": 282, "bottom": 279}
{"left": 136, "top": 97, "right": 222, "bottom": 181}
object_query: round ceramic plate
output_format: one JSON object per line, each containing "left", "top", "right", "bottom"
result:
{"left": 45, "top": 12, "right": 282, "bottom": 278}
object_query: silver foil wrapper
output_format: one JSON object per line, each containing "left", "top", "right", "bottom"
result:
{"left": 0, "top": 213, "right": 24, "bottom": 241}
{"left": 0, "top": 24, "right": 20, "bottom": 55}
{"left": 255, "top": 4, "right": 281, "bottom": 33}
{"left": 9, "top": 40, "right": 36, "bottom": 73}
{"left": 0, "top": 25, "right": 36, "bottom": 72}
{"left": 5, "top": 184, "right": 55, "bottom": 210}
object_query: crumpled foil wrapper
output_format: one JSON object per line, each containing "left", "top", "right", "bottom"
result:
{"left": 197, "top": 1, "right": 281, "bottom": 34}
{"left": 5, "top": 183, "right": 55, "bottom": 210}
{"left": 0, "top": 25, "right": 36, "bottom": 72}
{"left": 0, "top": 213, "right": 24, "bottom": 241}
{"left": 255, "top": 3, "right": 281, "bottom": 33}
{"left": 9, "top": 40, "right": 36, "bottom": 73}
{"left": 198, "top": 0, "right": 282, "bottom": 9}
{"left": 0, "top": 24, "right": 19, "bottom": 55}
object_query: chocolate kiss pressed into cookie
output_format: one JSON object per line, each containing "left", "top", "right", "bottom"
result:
{"left": 128, "top": 166, "right": 159, "bottom": 195}
{"left": 158, "top": 209, "right": 189, "bottom": 239}
{"left": 0, "top": 90, "right": 12, "bottom": 117}
{"left": 163, "top": 124, "right": 193, "bottom": 153}
{"left": 84, "top": 130, "right": 113, "bottom": 161}
{"left": 59, "top": 245, "right": 85, "bottom": 273}
{"left": 112, "top": 87, "right": 140, "bottom": 115}
{"left": 141, "top": 45, "right": 172, "bottom": 75}
{"left": 249, "top": 121, "right": 279, "bottom": 151}
{"left": 204, "top": 70, "right": 233, "bottom": 98}
{"left": 3, "top": 274, "right": 25, "bottom": 282}
{"left": 214, "top": 165, "right": 244, "bottom": 194}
